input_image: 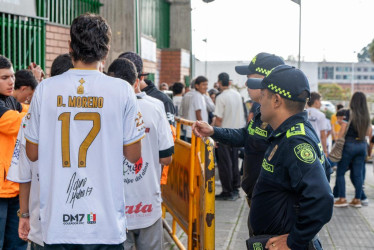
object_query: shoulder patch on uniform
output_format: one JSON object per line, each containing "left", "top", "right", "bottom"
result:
{"left": 294, "top": 143, "right": 316, "bottom": 164}
{"left": 247, "top": 120, "right": 255, "bottom": 135}
{"left": 286, "top": 123, "right": 305, "bottom": 138}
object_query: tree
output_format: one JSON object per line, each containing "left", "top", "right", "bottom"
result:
{"left": 357, "top": 42, "right": 372, "bottom": 62}
{"left": 369, "top": 39, "right": 374, "bottom": 63}
{"left": 318, "top": 83, "right": 350, "bottom": 101}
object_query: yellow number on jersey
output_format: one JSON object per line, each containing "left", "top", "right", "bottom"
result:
{"left": 58, "top": 112, "right": 101, "bottom": 168}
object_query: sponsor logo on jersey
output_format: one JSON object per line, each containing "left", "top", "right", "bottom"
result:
{"left": 123, "top": 157, "right": 149, "bottom": 184}
{"left": 126, "top": 202, "right": 153, "bottom": 218}
{"left": 63, "top": 214, "right": 85, "bottom": 225}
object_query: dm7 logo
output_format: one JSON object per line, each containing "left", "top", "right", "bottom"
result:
{"left": 63, "top": 214, "right": 85, "bottom": 225}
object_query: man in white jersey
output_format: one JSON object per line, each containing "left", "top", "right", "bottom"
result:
{"left": 7, "top": 118, "right": 43, "bottom": 249}
{"left": 25, "top": 14, "right": 145, "bottom": 249}
{"left": 108, "top": 58, "right": 174, "bottom": 250}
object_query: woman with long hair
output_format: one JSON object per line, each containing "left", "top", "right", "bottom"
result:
{"left": 334, "top": 92, "right": 372, "bottom": 208}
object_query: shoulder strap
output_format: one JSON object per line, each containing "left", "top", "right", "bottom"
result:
{"left": 342, "top": 110, "right": 352, "bottom": 138}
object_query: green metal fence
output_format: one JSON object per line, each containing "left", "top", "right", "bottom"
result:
{"left": 37, "top": 0, "right": 102, "bottom": 26}
{"left": 141, "top": 0, "right": 170, "bottom": 49}
{"left": 0, "top": 13, "right": 45, "bottom": 71}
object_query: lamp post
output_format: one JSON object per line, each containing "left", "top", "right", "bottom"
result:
{"left": 203, "top": 38, "right": 208, "bottom": 77}
{"left": 291, "top": 0, "right": 301, "bottom": 69}
{"left": 351, "top": 51, "right": 357, "bottom": 96}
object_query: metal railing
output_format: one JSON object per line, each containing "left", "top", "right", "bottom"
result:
{"left": 0, "top": 13, "right": 45, "bottom": 71}
{"left": 37, "top": 0, "right": 102, "bottom": 26}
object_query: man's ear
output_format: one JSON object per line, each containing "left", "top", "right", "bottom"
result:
{"left": 273, "top": 94, "right": 283, "bottom": 108}
{"left": 20, "top": 86, "right": 28, "bottom": 92}
{"left": 134, "top": 78, "right": 140, "bottom": 90}
{"left": 68, "top": 40, "right": 72, "bottom": 53}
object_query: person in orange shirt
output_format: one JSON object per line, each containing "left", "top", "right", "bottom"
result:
{"left": 331, "top": 104, "right": 344, "bottom": 143}
{"left": 0, "top": 55, "right": 29, "bottom": 249}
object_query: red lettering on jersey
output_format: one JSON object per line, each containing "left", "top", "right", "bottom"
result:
{"left": 125, "top": 202, "right": 153, "bottom": 214}
{"left": 135, "top": 158, "right": 143, "bottom": 174}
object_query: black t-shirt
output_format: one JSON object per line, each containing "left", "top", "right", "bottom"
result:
{"left": 338, "top": 109, "right": 361, "bottom": 140}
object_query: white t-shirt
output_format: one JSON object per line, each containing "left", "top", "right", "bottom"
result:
{"left": 173, "top": 95, "right": 183, "bottom": 116}
{"left": 184, "top": 90, "right": 209, "bottom": 138}
{"left": 7, "top": 118, "right": 43, "bottom": 246}
{"left": 124, "top": 92, "right": 174, "bottom": 230}
{"left": 215, "top": 89, "right": 245, "bottom": 129}
{"left": 307, "top": 107, "right": 328, "bottom": 140}
{"left": 24, "top": 69, "right": 145, "bottom": 244}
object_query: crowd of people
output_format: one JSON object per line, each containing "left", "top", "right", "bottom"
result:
{"left": 0, "top": 12, "right": 372, "bottom": 250}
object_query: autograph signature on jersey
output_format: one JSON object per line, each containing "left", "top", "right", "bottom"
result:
{"left": 66, "top": 172, "right": 93, "bottom": 208}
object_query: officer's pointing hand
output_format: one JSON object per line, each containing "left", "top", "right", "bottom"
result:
{"left": 192, "top": 121, "right": 214, "bottom": 138}
{"left": 265, "top": 234, "right": 290, "bottom": 250}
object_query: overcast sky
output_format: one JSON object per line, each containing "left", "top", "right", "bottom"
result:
{"left": 191, "top": 0, "right": 374, "bottom": 63}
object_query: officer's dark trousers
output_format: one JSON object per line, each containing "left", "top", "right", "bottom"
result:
{"left": 216, "top": 143, "right": 240, "bottom": 194}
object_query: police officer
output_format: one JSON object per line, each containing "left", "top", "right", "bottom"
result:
{"left": 192, "top": 53, "right": 284, "bottom": 233}
{"left": 247, "top": 65, "right": 333, "bottom": 249}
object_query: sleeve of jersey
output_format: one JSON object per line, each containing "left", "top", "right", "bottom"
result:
{"left": 123, "top": 90, "right": 146, "bottom": 146}
{"left": 285, "top": 139, "right": 334, "bottom": 249}
{"left": 158, "top": 110, "right": 174, "bottom": 158}
{"left": 211, "top": 126, "right": 247, "bottom": 147}
{"left": 192, "top": 94, "right": 203, "bottom": 111}
{"left": 7, "top": 122, "right": 32, "bottom": 183}
{"left": 24, "top": 87, "right": 41, "bottom": 144}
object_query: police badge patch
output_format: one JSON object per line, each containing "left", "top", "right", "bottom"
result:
{"left": 294, "top": 143, "right": 316, "bottom": 164}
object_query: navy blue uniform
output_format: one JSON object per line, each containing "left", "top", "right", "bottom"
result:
{"left": 250, "top": 112, "right": 333, "bottom": 249}
{"left": 212, "top": 105, "right": 272, "bottom": 197}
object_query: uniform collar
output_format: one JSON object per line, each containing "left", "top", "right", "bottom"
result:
{"left": 269, "top": 111, "right": 308, "bottom": 140}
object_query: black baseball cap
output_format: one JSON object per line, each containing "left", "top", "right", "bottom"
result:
{"left": 246, "top": 65, "right": 310, "bottom": 102}
{"left": 235, "top": 52, "right": 285, "bottom": 77}
{"left": 118, "top": 52, "right": 149, "bottom": 77}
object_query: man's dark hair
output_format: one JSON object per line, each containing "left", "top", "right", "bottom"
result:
{"left": 51, "top": 54, "right": 73, "bottom": 76}
{"left": 108, "top": 58, "right": 138, "bottom": 85}
{"left": 307, "top": 92, "right": 321, "bottom": 106}
{"left": 268, "top": 90, "right": 308, "bottom": 113}
{"left": 336, "top": 104, "right": 344, "bottom": 111}
{"left": 172, "top": 82, "right": 185, "bottom": 95}
{"left": 195, "top": 76, "right": 208, "bottom": 86}
{"left": 14, "top": 70, "right": 38, "bottom": 90}
{"left": 0, "top": 55, "right": 12, "bottom": 69}
{"left": 70, "top": 14, "right": 111, "bottom": 64}
{"left": 118, "top": 52, "right": 143, "bottom": 77}
{"left": 218, "top": 72, "right": 229, "bottom": 86}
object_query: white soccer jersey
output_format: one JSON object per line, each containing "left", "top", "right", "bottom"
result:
{"left": 7, "top": 117, "right": 43, "bottom": 246}
{"left": 124, "top": 92, "right": 174, "bottom": 230}
{"left": 24, "top": 69, "right": 145, "bottom": 244}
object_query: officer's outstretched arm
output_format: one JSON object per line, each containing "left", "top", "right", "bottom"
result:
{"left": 285, "top": 140, "right": 334, "bottom": 249}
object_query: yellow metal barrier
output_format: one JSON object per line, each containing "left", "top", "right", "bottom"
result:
{"left": 162, "top": 118, "right": 215, "bottom": 249}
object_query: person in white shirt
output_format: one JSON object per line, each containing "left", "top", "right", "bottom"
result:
{"left": 214, "top": 72, "right": 245, "bottom": 200}
{"left": 108, "top": 58, "right": 174, "bottom": 250}
{"left": 307, "top": 92, "right": 328, "bottom": 155}
{"left": 8, "top": 55, "right": 75, "bottom": 250}
{"left": 171, "top": 82, "right": 185, "bottom": 116}
{"left": 182, "top": 76, "right": 215, "bottom": 142}
{"left": 24, "top": 14, "right": 145, "bottom": 248}
{"left": 7, "top": 118, "right": 43, "bottom": 249}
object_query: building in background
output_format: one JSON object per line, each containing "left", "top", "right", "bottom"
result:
{"left": 0, "top": 0, "right": 192, "bottom": 87}
{"left": 195, "top": 59, "right": 374, "bottom": 98}
{"left": 318, "top": 61, "right": 374, "bottom": 93}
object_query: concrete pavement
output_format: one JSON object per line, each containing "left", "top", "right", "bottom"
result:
{"left": 164, "top": 163, "right": 374, "bottom": 249}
